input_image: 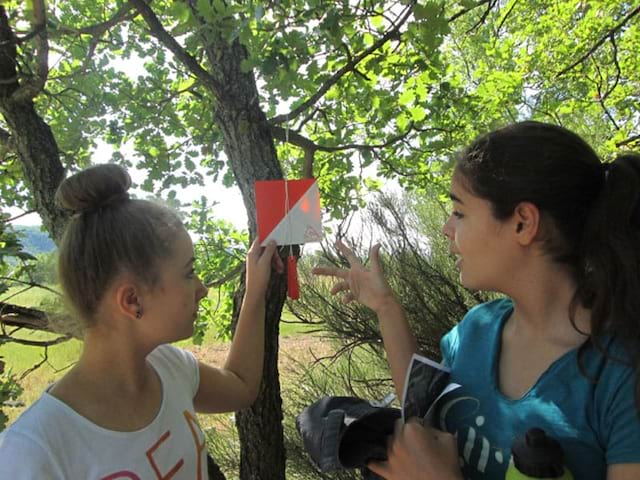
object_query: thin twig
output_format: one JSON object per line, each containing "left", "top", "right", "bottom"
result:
{"left": 556, "top": 4, "right": 640, "bottom": 78}
{"left": 4, "top": 210, "right": 37, "bottom": 223}
{"left": 269, "top": 2, "right": 415, "bottom": 125}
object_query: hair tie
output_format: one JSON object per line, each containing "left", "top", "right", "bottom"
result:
{"left": 100, "top": 192, "right": 130, "bottom": 208}
{"left": 72, "top": 192, "right": 130, "bottom": 216}
{"left": 601, "top": 162, "right": 611, "bottom": 180}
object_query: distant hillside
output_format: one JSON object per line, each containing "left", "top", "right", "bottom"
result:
{"left": 15, "top": 225, "right": 55, "bottom": 255}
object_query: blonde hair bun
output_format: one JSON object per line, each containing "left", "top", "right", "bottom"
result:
{"left": 55, "top": 164, "right": 132, "bottom": 214}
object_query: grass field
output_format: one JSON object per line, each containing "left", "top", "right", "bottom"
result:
{"left": 1, "top": 284, "right": 319, "bottom": 427}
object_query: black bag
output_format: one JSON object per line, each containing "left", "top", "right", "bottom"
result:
{"left": 296, "top": 396, "right": 401, "bottom": 479}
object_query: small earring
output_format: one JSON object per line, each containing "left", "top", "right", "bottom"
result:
{"left": 136, "top": 309, "right": 143, "bottom": 319}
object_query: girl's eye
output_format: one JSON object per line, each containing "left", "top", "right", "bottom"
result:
{"left": 186, "top": 269, "right": 196, "bottom": 279}
{"left": 452, "top": 210, "right": 464, "bottom": 219}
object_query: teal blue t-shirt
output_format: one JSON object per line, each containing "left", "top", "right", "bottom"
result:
{"left": 439, "top": 298, "right": 640, "bottom": 480}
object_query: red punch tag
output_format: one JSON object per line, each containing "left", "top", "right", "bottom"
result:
{"left": 287, "top": 255, "right": 299, "bottom": 300}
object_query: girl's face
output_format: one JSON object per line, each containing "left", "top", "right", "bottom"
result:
{"left": 142, "top": 227, "right": 209, "bottom": 344}
{"left": 442, "top": 171, "right": 520, "bottom": 292}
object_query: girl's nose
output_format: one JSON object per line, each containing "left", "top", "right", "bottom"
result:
{"left": 442, "top": 218, "right": 453, "bottom": 239}
{"left": 197, "top": 278, "right": 208, "bottom": 300}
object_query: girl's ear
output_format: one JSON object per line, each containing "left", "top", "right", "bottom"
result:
{"left": 513, "top": 201, "right": 540, "bottom": 246}
{"left": 114, "top": 282, "right": 143, "bottom": 320}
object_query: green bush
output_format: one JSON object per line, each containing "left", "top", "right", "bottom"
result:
{"left": 290, "top": 191, "right": 488, "bottom": 360}
{"left": 206, "top": 191, "right": 491, "bottom": 478}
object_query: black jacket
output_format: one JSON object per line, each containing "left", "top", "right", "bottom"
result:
{"left": 296, "top": 396, "right": 401, "bottom": 479}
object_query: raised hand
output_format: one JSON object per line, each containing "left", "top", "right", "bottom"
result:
{"left": 312, "top": 239, "right": 397, "bottom": 314}
{"left": 245, "top": 239, "right": 283, "bottom": 298}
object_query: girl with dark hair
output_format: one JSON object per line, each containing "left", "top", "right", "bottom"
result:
{"left": 0, "top": 164, "right": 283, "bottom": 479}
{"left": 315, "top": 121, "right": 640, "bottom": 479}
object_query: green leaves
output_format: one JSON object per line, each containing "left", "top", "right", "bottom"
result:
{"left": 188, "top": 200, "right": 248, "bottom": 342}
{"left": 2, "top": 0, "right": 639, "bottom": 315}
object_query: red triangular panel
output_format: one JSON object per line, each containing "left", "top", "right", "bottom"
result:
{"left": 255, "top": 179, "right": 316, "bottom": 243}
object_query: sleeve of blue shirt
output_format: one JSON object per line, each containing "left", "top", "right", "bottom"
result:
{"left": 440, "top": 324, "right": 460, "bottom": 368}
{"left": 600, "top": 362, "right": 640, "bottom": 465}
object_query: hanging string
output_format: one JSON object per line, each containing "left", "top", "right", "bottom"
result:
{"left": 284, "top": 118, "right": 299, "bottom": 299}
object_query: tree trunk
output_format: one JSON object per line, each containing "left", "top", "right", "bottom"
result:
{"left": 208, "top": 38, "right": 288, "bottom": 480}
{"left": 0, "top": 5, "right": 67, "bottom": 242}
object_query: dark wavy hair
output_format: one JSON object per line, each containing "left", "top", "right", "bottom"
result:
{"left": 456, "top": 121, "right": 640, "bottom": 410}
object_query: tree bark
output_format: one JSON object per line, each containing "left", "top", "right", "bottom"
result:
{"left": 207, "top": 37, "right": 288, "bottom": 480}
{"left": 0, "top": 5, "right": 67, "bottom": 242}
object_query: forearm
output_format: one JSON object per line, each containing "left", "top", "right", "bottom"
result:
{"left": 223, "top": 293, "right": 266, "bottom": 402}
{"left": 375, "top": 299, "right": 418, "bottom": 400}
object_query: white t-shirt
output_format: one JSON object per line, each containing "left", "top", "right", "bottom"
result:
{"left": 0, "top": 344, "right": 209, "bottom": 480}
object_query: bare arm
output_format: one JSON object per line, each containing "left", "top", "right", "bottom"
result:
{"left": 313, "top": 239, "right": 417, "bottom": 399}
{"left": 194, "top": 240, "right": 282, "bottom": 413}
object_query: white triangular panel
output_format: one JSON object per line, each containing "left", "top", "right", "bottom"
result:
{"left": 262, "top": 182, "right": 323, "bottom": 245}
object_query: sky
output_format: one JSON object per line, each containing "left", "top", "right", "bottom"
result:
{"left": 7, "top": 145, "right": 248, "bottom": 231}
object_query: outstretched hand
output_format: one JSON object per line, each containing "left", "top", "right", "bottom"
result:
{"left": 367, "top": 419, "right": 462, "bottom": 480}
{"left": 312, "top": 239, "right": 397, "bottom": 314}
{"left": 245, "top": 239, "right": 284, "bottom": 298}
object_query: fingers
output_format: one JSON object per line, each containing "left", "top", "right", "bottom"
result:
{"left": 341, "top": 292, "right": 355, "bottom": 304}
{"left": 405, "top": 416, "right": 424, "bottom": 427}
{"left": 370, "top": 243, "right": 383, "bottom": 273}
{"left": 261, "top": 240, "right": 277, "bottom": 258}
{"left": 271, "top": 249, "right": 284, "bottom": 274}
{"left": 248, "top": 239, "right": 281, "bottom": 273}
{"left": 330, "top": 280, "right": 350, "bottom": 295}
{"left": 248, "top": 238, "right": 261, "bottom": 257}
{"left": 260, "top": 241, "right": 283, "bottom": 274}
{"left": 335, "top": 238, "right": 362, "bottom": 266}
{"left": 312, "top": 265, "right": 348, "bottom": 279}
{"left": 430, "top": 427, "right": 458, "bottom": 449}
{"left": 366, "top": 460, "right": 389, "bottom": 478}
{"left": 327, "top": 281, "right": 355, "bottom": 303}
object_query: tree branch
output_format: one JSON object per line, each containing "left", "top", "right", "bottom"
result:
{"left": 206, "top": 263, "right": 243, "bottom": 288}
{"left": 496, "top": 0, "right": 520, "bottom": 36}
{"left": 128, "top": 0, "right": 224, "bottom": 96}
{"left": 616, "top": 134, "right": 640, "bottom": 148}
{"left": 50, "top": 1, "right": 137, "bottom": 38}
{"left": 556, "top": 4, "right": 640, "bottom": 78}
{"left": 268, "top": 2, "right": 415, "bottom": 125}
{"left": 272, "top": 124, "right": 414, "bottom": 153}
{"left": 270, "top": 124, "right": 414, "bottom": 178}
{"left": 5, "top": 210, "right": 36, "bottom": 223}
{"left": 464, "top": 0, "right": 498, "bottom": 34}
{"left": 0, "top": 277, "right": 62, "bottom": 297}
{"left": 0, "top": 5, "right": 19, "bottom": 95}
{"left": 12, "top": 0, "right": 48, "bottom": 102}
{"left": 603, "top": 34, "right": 621, "bottom": 101}
{"left": 0, "top": 301, "right": 53, "bottom": 331}
{"left": 0, "top": 334, "right": 70, "bottom": 349}
{"left": 447, "top": 0, "right": 492, "bottom": 23}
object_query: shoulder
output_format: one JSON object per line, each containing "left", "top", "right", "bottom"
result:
{"left": 463, "top": 297, "right": 512, "bottom": 327}
{"left": 148, "top": 344, "right": 200, "bottom": 395}
{"left": 148, "top": 343, "right": 197, "bottom": 371}
{"left": 440, "top": 298, "right": 512, "bottom": 364}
